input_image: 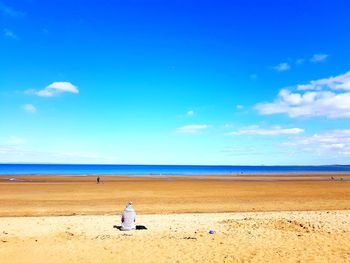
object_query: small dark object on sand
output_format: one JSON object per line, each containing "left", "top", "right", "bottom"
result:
{"left": 183, "top": 237, "right": 197, "bottom": 240}
{"left": 114, "top": 225, "right": 147, "bottom": 231}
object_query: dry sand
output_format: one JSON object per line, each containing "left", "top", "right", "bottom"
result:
{"left": 1, "top": 174, "right": 350, "bottom": 262}
{"left": 1, "top": 211, "right": 350, "bottom": 262}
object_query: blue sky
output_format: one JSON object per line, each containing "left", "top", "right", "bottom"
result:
{"left": 1, "top": 0, "right": 350, "bottom": 165}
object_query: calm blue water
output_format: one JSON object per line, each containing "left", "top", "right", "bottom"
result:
{"left": 0, "top": 164, "right": 350, "bottom": 176}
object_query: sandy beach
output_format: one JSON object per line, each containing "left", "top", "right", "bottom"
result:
{"left": 1, "top": 174, "right": 350, "bottom": 262}
{"left": 3, "top": 0, "right": 350, "bottom": 261}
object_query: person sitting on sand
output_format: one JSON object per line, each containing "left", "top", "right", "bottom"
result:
{"left": 121, "top": 201, "right": 136, "bottom": 231}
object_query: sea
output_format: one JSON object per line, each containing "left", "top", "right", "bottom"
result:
{"left": 0, "top": 164, "right": 350, "bottom": 176}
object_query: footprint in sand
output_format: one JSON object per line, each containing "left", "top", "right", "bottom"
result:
{"left": 65, "top": 231, "right": 74, "bottom": 236}
{"left": 220, "top": 218, "right": 324, "bottom": 234}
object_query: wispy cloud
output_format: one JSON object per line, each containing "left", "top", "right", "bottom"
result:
{"left": 283, "top": 129, "right": 350, "bottom": 156}
{"left": 176, "top": 124, "right": 210, "bottom": 134}
{"left": 0, "top": 145, "right": 116, "bottom": 164}
{"left": 4, "top": 136, "right": 26, "bottom": 146}
{"left": 0, "top": 3, "right": 24, "bottom": 17}
{"left": 296, "top": 58, "right": 304, "bottom": 65}
{"left": 221, "top": 146, "right": 260, "bottom": 156}
{"left": 186, "top": 110, "right": 194, "bottom": 117}
{"left": 273, "top": 62, "right": 290, "bottom": 72}
{"left": 255, "top": 71, "right": 350, "bottom": 118}
{"left": 275, "top": 54, "right": 329, "bottom": 68}
{"left": 296, "top": 71, "right": 350, "bottom": 91}
{"left": 3, "top": 28, "right": 18, "bottom": 39}
{"left": 25, "top": 82, "right": 79, "bottom": 97}
{"left": 222, "top": 123, "right": 234, "bottom": 128}
{"left": 236, "top": 104, "right": 244, "bottom": 110}
{"left": 22, "top": 104, "right": 37, "bottom": 113}
{"left": 227, "top": 125, "right": 304, "bottom": 136}
{"left": 310, "top": 53, "right": 328, "bottom": 63}
{"left": 221, "top": 145, "right": 287, "bottom": 156}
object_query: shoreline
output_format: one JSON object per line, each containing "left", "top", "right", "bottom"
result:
{"left": 1, "top": 172, "right": 350, "bottom": 183}
{"left": 0, "top": 171, "right": 350, "bottom": 178}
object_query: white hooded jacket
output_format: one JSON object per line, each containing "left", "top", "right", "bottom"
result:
{"left": 121, "top": 203, "right": 136, "bottom": 231}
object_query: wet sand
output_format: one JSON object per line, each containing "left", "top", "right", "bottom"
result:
{"left": 1, "top": 173, "right": 350, "bottom": 262}
{"left": 0, "top": 173, "right": 350, "bottom": 217}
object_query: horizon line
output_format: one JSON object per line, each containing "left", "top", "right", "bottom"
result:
{"left": 1, "top": 163, "right": 349, "bottom": 167}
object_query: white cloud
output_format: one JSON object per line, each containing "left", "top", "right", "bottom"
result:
{"left": 3, "top": 28, "right": 17, "bottom": 39}
{"left": 255, "top": 71, "right": 350, "bottom": 118}
{"left": 284, "top": 129, "right": 350, "bottom": 156}
{"left": 310, "top": 53, "right": 328, "bottom": 63}
{"left": 227, "top": 125, "right": 304, "bottom": 136}
{"left": 26, "top": 82, "right": 79, "bottom": 97}
{"left": 22, "top": 104, "right": 37, "bottom": 113}
{"left": 296, "top": 71, "right": 350, "bottom": 91}
{"left": 236, "top": 104, "right": 244, "bottom": 109}
{"left": 186, "top": 110, "right": 194, "bottom": 117}
{"left": 273, "top": 62, "right": 290, "bottom": 72}
{"left": 176, "top": 124, "right": 210, "bottom": 134}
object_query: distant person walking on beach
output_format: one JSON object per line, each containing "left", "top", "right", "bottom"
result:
{"left": 121, "top": 201, "right": 136, "bottom": 231}
{"left": 96, "top": 176, "right": 100, "bottom": 184}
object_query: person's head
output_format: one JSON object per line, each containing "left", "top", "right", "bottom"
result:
{"left": 127, "top": 201, "right": 133, "bottom": 206}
